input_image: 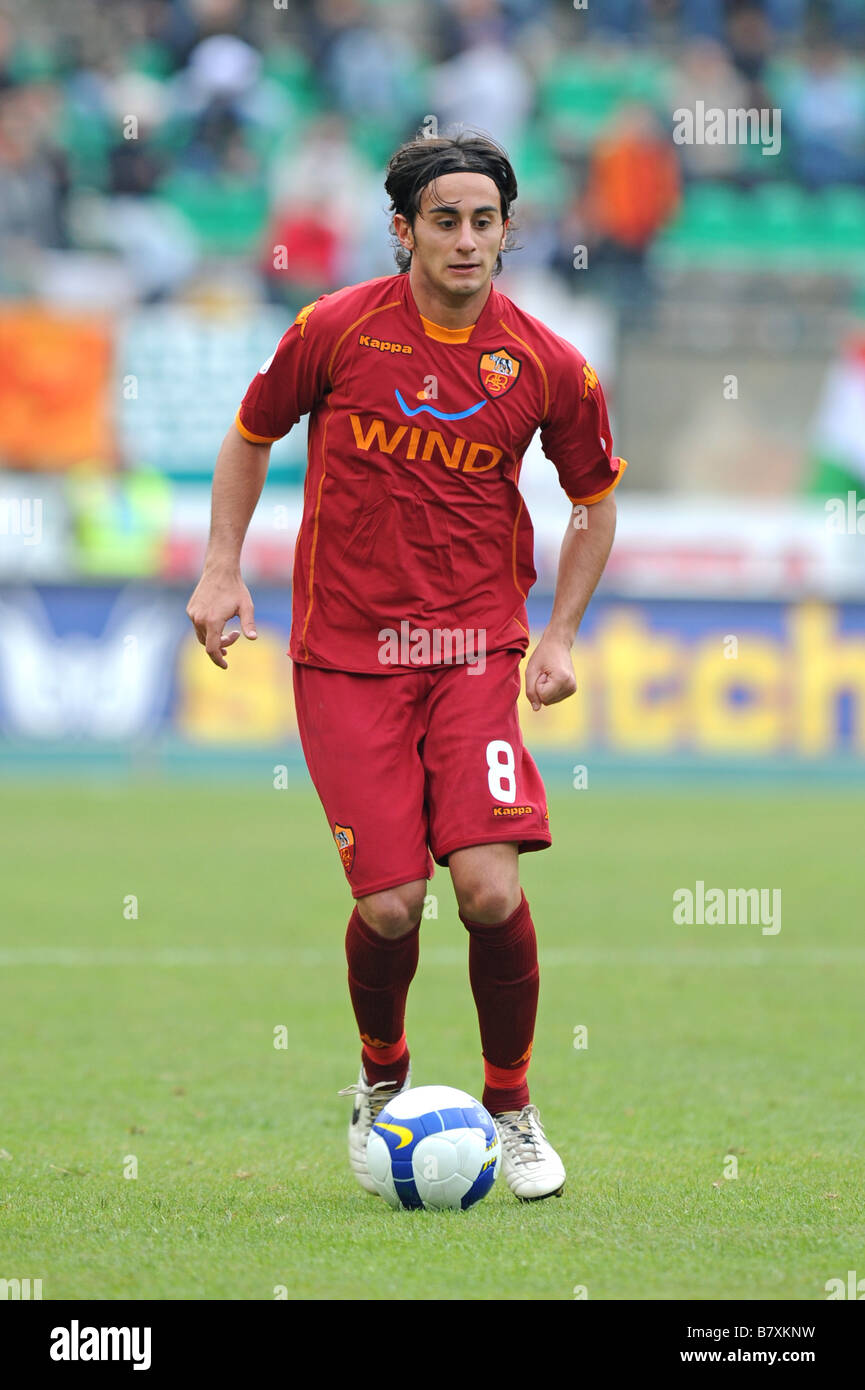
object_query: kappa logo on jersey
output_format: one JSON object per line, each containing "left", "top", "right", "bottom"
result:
{"left": 333, "top": 823, "right": 355, "bottom": 873}
{"left": 359, "top": 333, "right": 413, "bottom": 355}
{"left": 478, "top": 348, "right": 521, "bottom": 398}
{"left": 294, "top": 300, "right": 319, "bottom": 338}
{"left": 581, "top": 362, "right": 599, "bottom": 398}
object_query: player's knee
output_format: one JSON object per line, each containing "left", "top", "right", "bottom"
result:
{"left": 456, "top": 881, "right": 521, "bottom": 925}
{"left": 357, "top": 884, "right": 426, "bottom": 939}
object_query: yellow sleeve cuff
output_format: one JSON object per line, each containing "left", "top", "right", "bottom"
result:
{"left": 568, "top": 457, "right": 628, "bottom": 506}
{"left": 235, "top": 410, "right": 281, "bottom": 444}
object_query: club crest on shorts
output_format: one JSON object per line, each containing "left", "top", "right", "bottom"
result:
{"left": 478, "top": 348, "right": 521, "bottom": 398}
{"left": 333, "top": 823, "right": 355, "bottom": 873}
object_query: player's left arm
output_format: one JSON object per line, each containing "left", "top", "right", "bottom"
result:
{"left": 525, "top": 493, "right": 616, "bottom": 711}
{"left": 527, "top": 347, "right": 626, "bottom": 711}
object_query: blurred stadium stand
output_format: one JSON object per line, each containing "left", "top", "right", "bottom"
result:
{"left": 1, "top": 0, "right": 864, "bottom": 769}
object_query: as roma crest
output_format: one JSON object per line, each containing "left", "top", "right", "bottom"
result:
{"left": 333, "top": 823, "right": 355, "bottom": 874}
{"left": 478, "top": 348, "right": 521, "bottom": 398}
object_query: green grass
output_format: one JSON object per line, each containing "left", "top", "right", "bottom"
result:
{"left": 0, "top": 782, "right": 862, "bottom": 1300}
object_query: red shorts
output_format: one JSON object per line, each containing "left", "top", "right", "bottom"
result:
{"left": 292, "top": 649, "right": 552, "bottom": 898}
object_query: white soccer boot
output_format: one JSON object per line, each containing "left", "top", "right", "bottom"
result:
{"left": 493, "top": 1103, "right": 566, "bottom": 1201}
{"left": 338, "top": 1064, "right": 412, "bottom": 1194}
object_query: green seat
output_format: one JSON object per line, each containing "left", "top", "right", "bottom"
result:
{"left": 745, "top": 183, "right": 810, "bottom": 267}
{"left": 261, "top": 43, "right": 322, "bottom": 117}
{"left": 812, "top": 187, "right": 865, "bottom": 273}
{"left": 541, "top": 52, "right": 672, "bottom": 145}
{"left": 509, "top": 129, "right": 566, "bottom": 209}
{"left": 540, "top": 56, "right": 632, "bottom": 144}
{"left": 125, "top": 41, "right": 174, "bottom": 80}
{"left": 655, "top": 183, "right": 746, "bottom": 268}
{"left": 157, "top": 172, "right": 269, "bottom": 255}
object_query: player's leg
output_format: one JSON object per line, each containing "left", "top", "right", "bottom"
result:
{"left": 292, "top": 663, "right": 432, "bottom": 1191}
{"left": 349, "top": 878, "right": 427, "bottom": 1088}
{"left": 339, "top": 880, "right": 426, "bottom": 1191}
{"left": 424, "top": 650, "right": 565, "bottom": 1199}
{"left": 448, "top": 841, "right": 533, "bottom": 1110}
{"left": 449, "top": 841, "right": 563, "bottom": 1199}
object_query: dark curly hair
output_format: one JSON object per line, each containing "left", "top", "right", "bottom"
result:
{"left": 384, "top": 129, "right": 518, "bottom": 276}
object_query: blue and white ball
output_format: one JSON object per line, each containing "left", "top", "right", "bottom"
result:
{"left": 367, "top": 1085, "right": 500, "bottom": 1211}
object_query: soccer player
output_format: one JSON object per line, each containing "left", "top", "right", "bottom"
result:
{"left": 187, "top": 132, "right": 626, "bottom": 1201}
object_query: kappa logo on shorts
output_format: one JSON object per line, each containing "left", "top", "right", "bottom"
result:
{"left": 333, "top": 823, "right": 355, "bottom": 873}
{"left": 492, "top": 805, "right": 533, "bottom": 817}
{"left": 478, "top": 348, "right": 521, "bottom": 398}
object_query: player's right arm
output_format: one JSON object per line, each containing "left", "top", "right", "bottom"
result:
{"left": 186, "top": 425, "right": 270, "bottom": 669}
{"left": 186, "top": 295, "right": 333, "bottom": 668}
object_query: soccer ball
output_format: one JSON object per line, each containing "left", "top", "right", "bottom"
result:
{"left": 366, "top": 1084, "right": 500, "bottom": 1211}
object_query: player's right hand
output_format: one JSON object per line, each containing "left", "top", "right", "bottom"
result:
{"left": 186, "top": 569, "right": 257, "bottom": 669}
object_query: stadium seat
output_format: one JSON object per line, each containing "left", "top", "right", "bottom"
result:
{"left": 540, "top": 52, "right": 672, "bottom": 145}
{"left": 58, "top": 103, "right": 112, "bottom": 190}
{"left": 157, "top": 172, "right": 269, "bottom": 255}
{"left": 811, "top": 187, "right": 865, "bottom": 273}
{"left": 653, "top": 182, "right": 745, "bottom": 269}
{"left": 746, "top": 183, "right": 811, "bottom": 269}
{"left": 508, "top": 129, "right": 566, "bottom": 209}
{"left": 261, "top": 44, "right": 322, "bottom": 117}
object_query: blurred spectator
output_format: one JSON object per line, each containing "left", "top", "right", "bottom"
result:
{"left": 105, "top": 73, "right": 168, "bottom": 196}
{"left": 0, "top": 0, "right": 864, "bottom": 319}
{"left": 726, "top": 4, "right": 772, "bottom": 88}
{"left": 316, "top": 4, "right": 423, "bottom": 127}
{"left": 264, "top": 114, "right": 388, "bottom": 292}
{"left": 439, "top": 0, "right": 552, "bottom": 51}
{"left": 0, "top": 81, "right": 69, "bottom": 250}
{"left": 586, "top": 0, "right": 651, "bottom": 42}
{"left": 429, "top": 34, "right": 534, "bottom": 152}
{"left": 679, "top": 0, "right": 726, "bottom": 41}
{"left": 785, "top": 42, "right": 865, "bottom": 188}
{"left": 170, "top": 32, "right": 290, "bottom": 170}
{"left": 669, "top": 38, "right": 750, "bottom": 181}
{"left": 762, "top": 0, "right": 808, "bottom": 37}
{"left": 566, "top": 104, "right": 680, "bottom": 320}
{"left": 765, "top": 0, "right": 865, "bottom": 43}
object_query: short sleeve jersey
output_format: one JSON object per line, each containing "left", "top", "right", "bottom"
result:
{"left": 237, "top": 272, "right": 627, "bottom": 672}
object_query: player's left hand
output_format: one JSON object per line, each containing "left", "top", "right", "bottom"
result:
{"left": 524, "top": 635, "right": 577, "bottom": 711}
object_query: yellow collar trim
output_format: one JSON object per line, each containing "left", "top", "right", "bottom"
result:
{"left": 419, "top": 313, "right": 475, "bottom": 344}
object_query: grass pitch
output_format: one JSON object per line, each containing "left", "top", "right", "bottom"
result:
{"left": 0, "top": 780, "right": 862, "bottom": 1301}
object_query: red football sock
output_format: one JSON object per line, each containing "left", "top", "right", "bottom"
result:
{"left": 345, "top": 906, "right": 418, "bottom": 1086}
{"left": 460, "top": 890, "right": 539, "bottom": 1114}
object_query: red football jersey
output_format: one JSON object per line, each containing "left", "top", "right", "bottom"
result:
{"left": 237, "top": 272, "right": 627, "bottom": 673}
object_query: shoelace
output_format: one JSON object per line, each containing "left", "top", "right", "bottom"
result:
{"left": 337, "top": 1077, "right": 402, "bottom": 1135}
{"left": 496, "top": 1104, "right": 545, "bottom": 1163}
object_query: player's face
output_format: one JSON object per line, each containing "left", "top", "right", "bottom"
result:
{"left": 396, "top": 172, "right": 508, "bottom": 302}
